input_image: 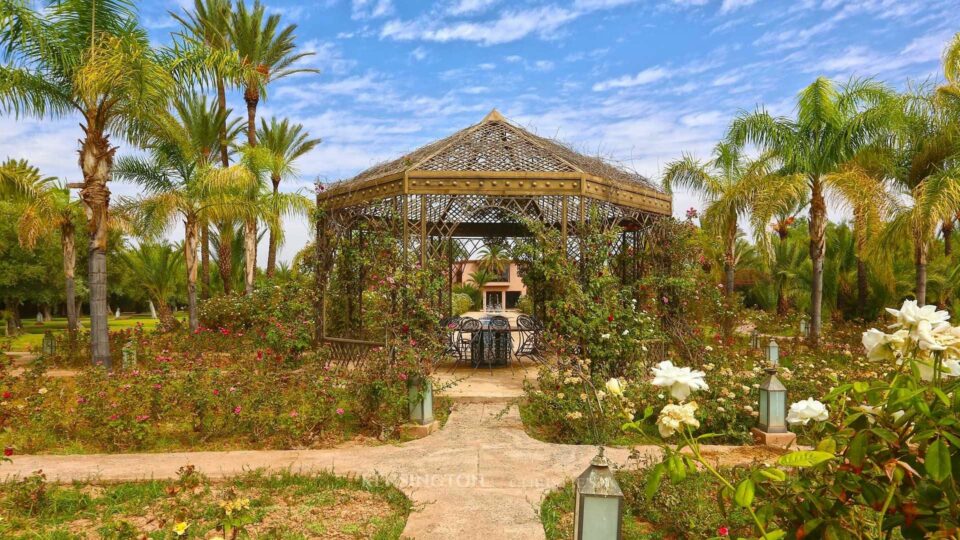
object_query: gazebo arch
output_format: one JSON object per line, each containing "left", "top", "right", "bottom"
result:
{"left": 314, "top": 109, "right": 672, "bottom": 354}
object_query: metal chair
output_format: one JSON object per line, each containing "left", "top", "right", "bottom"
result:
{"left": 515, "top": 314, "right": 545, "bottom": 366}
{"left": 488, "top": 315, "right": 512, "bottom": 371}
{"left": 452, "top": 317, "right": 481, "bottom": 371}
{"left": 440, "top": 316, "right": 461, "bottom": 364}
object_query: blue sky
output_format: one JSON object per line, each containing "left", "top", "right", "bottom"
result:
{"left": 3, "top": 0, "right": 958, "bottom": 262}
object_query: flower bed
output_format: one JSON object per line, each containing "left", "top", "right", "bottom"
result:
{"left": 0, "top": 468, "right": 410, "bottom": 539}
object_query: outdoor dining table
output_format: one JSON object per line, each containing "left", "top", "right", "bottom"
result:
{"left": 470, "top": 317, "right": 514, "bottom": 367}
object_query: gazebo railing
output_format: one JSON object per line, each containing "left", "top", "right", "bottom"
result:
{"left": 321, "top": 337, "right": 387, "bottom": 373}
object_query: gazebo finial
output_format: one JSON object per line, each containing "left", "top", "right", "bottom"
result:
{"left": 482, "top": 108, "right": 505, "bottom": 122}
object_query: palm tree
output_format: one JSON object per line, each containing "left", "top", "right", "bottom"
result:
{"left": 229, "top": 0, "right": 316, "bottom": 148}
{"left": 469, "top": 268, "right": 498, "bottom": 290}
{"left": 115, "top": 94, "right": 243, "bottom": 331}
{"left": 172, "top": 0, "right": 234, "bottom": 297}
{"left": 878, "top": 91, "right": 960, "bottom": 305}
{"left": 256, "top": 117, "right": 320, "bottom": 276}
{"left": 727, "top": 77, "right": 893, "bottom": 345}
{"left": 119, "top": 242, "right": 184, "bottom": 330}
{"left": 663, "top": 142, "right": 778, "bottom": 295}
{"left": 0, "top": 0, "right": 175, "bottom": 367}
{"left": 477, "top": 243, "right": 511, "bottom": 278}
{"left": 0, "top": 160, "right": 83, "bottom": 332}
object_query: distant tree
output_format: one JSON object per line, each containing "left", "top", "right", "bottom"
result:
{"left": 119, "top": 242, "right": 185, "bottom": 330}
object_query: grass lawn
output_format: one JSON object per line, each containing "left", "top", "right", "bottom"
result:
{"left": 6, "top": 314, "right": 168, "bottom": 352}
{"left": 0, "top": 469, "right": 410, "bottom": 539}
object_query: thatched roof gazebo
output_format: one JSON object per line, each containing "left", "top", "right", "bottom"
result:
{"left": 314, "top": 109, "right": 672, "bottom": 355}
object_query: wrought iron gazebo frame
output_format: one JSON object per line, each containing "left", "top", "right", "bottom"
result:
{"left": 314, "top": 110, "right": 672, "bottom": 357}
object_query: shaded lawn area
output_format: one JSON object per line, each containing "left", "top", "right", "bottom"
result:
{"left": 0, "top": 469, "right": 410, "bottom": 539}
{"left": 7, "top": 314, "right": 168, "bottom": 352}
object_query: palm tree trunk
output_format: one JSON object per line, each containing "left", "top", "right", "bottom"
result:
{"left": 266, "top": 174, "right": 280, "bottom": 277}
{"left": 943, "top": 220, "right": 954, "bottom": 257}
{"left": 62, "top": 221, "right": 78, "bottom": 334}
{"left": 79, "top": 122, "right": 114, "bottom": 368}
{"left": 185, "top": 218, "right": 200, "bottom": 332}
{"left": 915, "top": 239, "right": 928, "bottom": 306}
{"left": 155, "top": 299, "right": 175, "bottom": 330}
{"left": 217, "top": 221, "right": 233, "bottom": 295}
{"left": 244, "top": 87, "right": 258, "bottom": 147}
{"left": 854, "top": 209, "right": 868, "bottom": 318}
{"left": 723, "top": 223, "right": 736, "bottom": 295}
{"left": 217, "top": 77, "right": 230, "bottom": 168}
{"left": 244, "top": 218, "right": 256, "bottom": 296}
{"left": 808, "top": 178, "right": 827, "bottom": 347}
{"left": 200, "top": 222, "right": 210, "bottom": 299}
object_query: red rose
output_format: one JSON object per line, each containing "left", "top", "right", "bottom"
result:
{"left": 718, "top": 526, "right": 729, "bottom": 537}
{"left": 4, "top": 447, "right": 14, "bottom": 457}
{"left": 2, "top": 391, "right": 11, "bottom": 400}
{"left": 607, "top": 315, "right": 614, "bottom": 322}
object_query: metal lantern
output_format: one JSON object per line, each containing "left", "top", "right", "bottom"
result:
{"left": 750, "top": 329, "right": 760, "bottom": 349}
{"left": 758, "top": 367, "right": 788, "bottom": 433}
{"left": 799, "top": 317, "right": 809, "bottom": 337}
{"left": 765, "top": 339, "right": 779, "bottom": 366}
{"left": 574, "top": 447, "right": 624, "bottom": 540}
{"left": 41, "top": 331, "right": 56, "bottom": 356}
{"left": 121, "top": 340, "right": 137, "bottom": 370}
{"left": 408, "top": 376, "right": 434, "bottom": 425}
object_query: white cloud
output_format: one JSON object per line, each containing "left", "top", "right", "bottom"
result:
{"left": 352, "top": 0, "right": 393, "bottom": 20}
{"left": 592, "top": 66, "right": 670, "bottom": 91}
{"left": 533, "top": 60, "right": 555, "bottom": 71}
{"left": 719, "top": 0, "right": 757, "bottom": 14}
{"left": 381, "top": 6, "right": 578, "bottom": 45}
{"left": 410, "top": 46, "right": 428, "bottom": 61}
{"left": 478, "top": 62, "right": 497, "bottom": 70}
{"left": 448, "top": 0, "right": 499, "bottom": 15}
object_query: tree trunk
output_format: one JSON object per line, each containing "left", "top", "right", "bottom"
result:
{"left": 723, "top": 222, "right": 736, "bottom": 295}
{"left": 79, "top": 121, "right": 115, "bottom": 368}
{"left": 185, "top": 218, "right": 200, "bottom": 332}
{"left": 155, "top": 299, "right": 175, "bottom": 330}
{"left": 62, "top": 221, "right": 78, "bottom": 334}
{"left": 915, "top": 239, "right": 928, "bottom": 306}
{"left": 43, "top": 305, "right": 52, "bottom": 322}
{"left": 808, "top": 178, "right": 827, "bottom": 347}
{"left": 944, "top": 220, "right": 954, "bottom": 257}
{"left": 201, "top": 222, "right": 210, "bottom": 299}
{"left": 217, "top": 221, "right": 233, "bottom": 295}
{"left": 217, "top": 77, "right": 230, "bottom": 168}
{"left": 857, "top": 258, "right": 868, "bottom": 317}
{"left": 244, "top": 87, "right": 258, "bottom": 148}
{"left": 267, "top": 174, "right": 280, "bottom": 277}
{"left": 854, "top": 208, "right": 868, "bottom": 318}
{"left": 244, "top": 218, "right": 256, "bottom": 296}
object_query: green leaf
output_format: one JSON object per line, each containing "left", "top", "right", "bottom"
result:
{"left": 926, "top": 438, "right": 952, "bottom": 483}
{"left": 666, "top": 454, "right": 687, "bottom": 482}
{"left": 852, "top": 381, "right": 870, "bottom": 394}
{"left": 777, "top": 451, "right": 835, "bottom": 468}
{"left": 734, "top": 478, "right": 755, "bottom": 508}
{"left": 932, "top": 388, "right": 951, "bottom": 407}
{"left": 871, "top": 427, "right": 898, "bottom": 444}
{"left": 763, "top": 530, "right": 786, "bottom": 540}
{"left": 847, "top": 431, "right": 869, "bottom": 468}
{"left": 757, "top": 467, "right": 787, "bottom": 482}
{"left": 816, "top": 438, "right": 837, "bottom": 453}
{"left": 645, "top": 463, "right": 665, "bottom": 499}
{"left": 941, "top": 431, "right": 960, "bottom": 450}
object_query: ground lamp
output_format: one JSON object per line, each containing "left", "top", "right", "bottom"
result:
{"left": 751, "top": 339, "right": 794, "bottom": 447}
{"left": 41, "top": 331, "right": 56, "bottom": 356}
{"left": 574, "top": 447, "right": 623, "bottom": 540}
{"left": 750, "top": 329, "right": 760, "bottom": 349}
{"left": 799, "top": 317, "right": 809, "bottom": 337}
{"left": 408, "top": 376, "right": 434, "bottom": 425}
{"left": 765, "top": 338, "right": 779, "bottom": 366}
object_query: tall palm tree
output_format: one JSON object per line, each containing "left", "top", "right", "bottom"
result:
{"left": 878, "top": 91, "right": 960, "bottom": 305}
{"left": 115, "top": 94, "right": 243, "bottom": 332}
{"left": 469, "top": 268, "right": 497, "bottom": 290}
{"left": 477, "top": 243, "right": 511, "bottom": 278}
{"left": 0, "top": 160, "right": 83, "bottom": 332}
{"left": 727, "top": 77, "right": 893, "bottom": 345}
{"left": 119, "top": 242, "right": 184, "bottom": 330}
{"left": 172, "top": 0, "right": 234, "bottom": 298}
{"left": 256, "top": 117, "right": 320, "bottom": 276}
{"left": 663, "top": 142, "right": 779, "bottom": 295}
{"left": 0, "top": 0, "right": 175, "bottom": 367}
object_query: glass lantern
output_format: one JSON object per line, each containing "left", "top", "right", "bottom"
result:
{"left": 574, "top": 447, "right": 623, "bottom": 540}
{"left": 758, "top": 367, "right": 788, "bottom": 433}
{"left": 408, "top": 376, "right": 434, "bottom": 425}
{"left": 41, "top": 331, "right": 56, "bottom": 356}
{"left": 765, "top": 339, "right": 779, "bottom": 366}
{"left": 799, "top": 317, "right": 809, "bottom": 337}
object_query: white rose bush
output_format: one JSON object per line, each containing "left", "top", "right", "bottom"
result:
{"left": 627, "top": 299, "right": 960, "bottom": 538}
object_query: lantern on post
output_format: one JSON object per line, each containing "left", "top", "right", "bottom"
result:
{"left": 799, "top": 317, "right": 809, "bottom": 337}
{"left": 41, "top": 331, "right": 56, "bottom": 356}
{"left": 764, "top": 339, "right": 779, "bottom": 366}
{"left": 121, "top": 339, "right": 137, "bottom": 370}
{"left": 750, "top": 329, "right": 760, "bottom": 349}
{"left": 574, "top": 447, "right": 624, "bottom": 540}
{"left": 757, "top": 366, "right": 788, "bottom": 433}
{"left": 407, "top": 375, "right": 434, "bottom": 426}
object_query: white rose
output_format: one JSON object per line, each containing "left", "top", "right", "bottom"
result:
{"left": 656, "top": 401, "right": 700, "bottom": 438}
{"left": 886, "top": 300, "right": 950, "bottom": 334}
{"left": 605, "top": 378, "right": 624, "bottom": 396}
{"left": 786, "top": 398, "right": 829, "bottom": 425}
{"left": 861, "top": 328, "right": 909, "bottom": 361}
{"left": 943, "top": 359, "right": 960, "bottom": 378}
{"left": 600, "top": 333, "right": 611, "bottom": 340}
{"left": 650, "top": 360, "right": 708, "bottom": 401}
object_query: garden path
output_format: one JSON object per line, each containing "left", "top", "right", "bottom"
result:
{"left": 4, "top": 372, "right": 774, "bottom": 539}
